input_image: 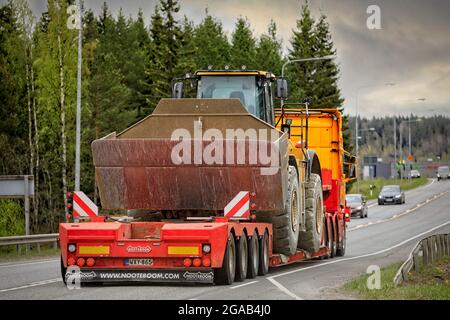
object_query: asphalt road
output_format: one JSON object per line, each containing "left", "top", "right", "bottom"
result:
{"left": 1, "top": 179, "right": 449, "bottom": 300}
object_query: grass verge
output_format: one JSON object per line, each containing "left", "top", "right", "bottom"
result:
{"left": 344, "top": 256, "right": 450, "bottom": 299}
{"left": 349, "top": 177, "right": 429, "bottom": 200}
{"left": 0, "top": 245, "right": 60, "bottom": 263}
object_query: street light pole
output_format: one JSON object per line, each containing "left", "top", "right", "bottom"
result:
{"left": 280, "top": 55, "right": 336, "bottom": 106}
{"left": 74, "top": 0, "right": 83, "bottom": 191}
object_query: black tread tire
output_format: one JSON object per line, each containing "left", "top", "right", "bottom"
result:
{"left": 329, "top": 221, "right": 337, "bottom": 258}
{"left": 215, "top": 233, "right": 236, "bottom": 285}
{"left": 258, "top": 231, "right": 269, "bottom": 276}
{"left": 247, "top": 232, "right": 259, "bottom": 279}
{"left": 235, "top": 234, "right": 248, "bottom": 282}
{"left": 298, "top": 173, "right": 324, "bottom": 252}
{"left": 272, "top": 166, "right": 301, "bottom": 255}
{"left": 60, "top": 256, "right": 67, "bottom": 285}
{"left": 336, "top": 224, "right": 346, "bottom": 257}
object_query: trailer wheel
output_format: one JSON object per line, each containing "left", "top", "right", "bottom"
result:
{"left": 258, "top": 230, "right": 270, "bottom": 276}
{"left": 215, "top": 232, "right": 236, "bottom": 285}
{"left": 298, "top": 173, "right": 324, "bottom": 253}
{"left": 235, "top": 234, "right": 248, "bottom": 282}
{"left": 60, "top": 256, "right": 67, "bottom": 285}
{"left": 336, "top": 224, "right": 346, "bottom": 257}
{"left": 272, "top": 166, "right": 300, "bottom": 255}
{"left": 247, "top": 232, "right": 259, "bottom": 279}
{"left": 329, "top": 221, "right": 337, "bottom": 258}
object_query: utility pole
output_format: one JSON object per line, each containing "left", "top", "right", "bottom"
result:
{"left": 74, "top": 0, "right": 83, "bottom": 191}
{"left": 394, "top": 117, "right": 397, "bottom": 178}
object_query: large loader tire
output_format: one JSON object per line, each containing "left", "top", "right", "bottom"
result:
{"left": 272, "top": 166, "right": 301, "bottom": 255}
{"left": 298, "top": 173, "right": 324, "bottom": 253}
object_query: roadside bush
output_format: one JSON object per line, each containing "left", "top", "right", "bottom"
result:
{"left": 0, "top": 199, "right": 24, "bottom": 236}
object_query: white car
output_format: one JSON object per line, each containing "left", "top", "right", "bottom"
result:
{"left": 410, "top": 169, "right": 421, "bottom": 178}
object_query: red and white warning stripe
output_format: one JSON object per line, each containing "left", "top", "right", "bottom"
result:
{"left": 72, "top": 191, "right": 98, "bottom": 217}
{"left": 224, "top": 191, "right": 250, "bottom": 219}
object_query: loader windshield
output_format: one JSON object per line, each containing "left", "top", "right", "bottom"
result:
{"left": 197, "top": 75, "right": 264, "bottom": 119}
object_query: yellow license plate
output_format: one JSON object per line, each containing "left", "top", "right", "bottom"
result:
{"left": 78, "top": 245, "right": 110, "bottom": 255}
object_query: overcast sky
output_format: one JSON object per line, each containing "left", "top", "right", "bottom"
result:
{"left": 13, "top": 0, "right": 450, "bottom": 118}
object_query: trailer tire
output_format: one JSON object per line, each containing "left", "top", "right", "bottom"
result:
{"left": 258, "top": 230, "right": 270, "bottom": 276}
{"left": 60, "top": 256, "right": 67, "bottom": 285}
{"left": 235, "top": 234, "right": 248, "bottom": 282}
{"left": 215, "top": 232, "right": 236, "bottom": 285}
{"left": 336, "top": 224, "right": 346, "bottom": 257}
{"left": 329, "top": 221, "right": 337, "bottom": 258}
{"left": 298, "top": 173, "right": 324, "bottom": 253}
{"left": 247, "top": 232, "right": 259, "bottom": 279}
{"left": 272, "top": 166, "right": 300, "bottom": 255}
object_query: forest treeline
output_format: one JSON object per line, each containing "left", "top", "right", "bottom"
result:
{"left": 0, "top": 0, "right": 344, "bottom": 234}
{"left": 348, "top": 115, "right": 450, "bottom": 163}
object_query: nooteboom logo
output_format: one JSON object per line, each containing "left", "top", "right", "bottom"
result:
{"left": 183, "top": 271, "right": 214, "bottom": 282}
{"left": 126, "top": 246, "right": 152, "bottom": 253}
{"left": 170, "top": 120, "right": 282, "bottom": 176}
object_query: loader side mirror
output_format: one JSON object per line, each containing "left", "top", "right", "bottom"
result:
{"left": 276, "top": 79, "right": 288, "bottom": 99}
{"left": 172, "top": 81, "right": 184, "bottom": 99}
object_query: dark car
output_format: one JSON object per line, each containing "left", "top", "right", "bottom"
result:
{"left": 346, "top": 194, "right": 368, "bottom": 218}
{"left": 437, "top": 166, "right": 450, "bottom": 181}
{"left": 378, "top": 185, "right": 405, "bottom": 205}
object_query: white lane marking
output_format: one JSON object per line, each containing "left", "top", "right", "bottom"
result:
{"left": 230, "top": 280, "right": 258, "bottom": 289}
{"left": 422, "top": 179, "right": 435, "bottom": 189}
{"left": 0, "top": 278, "right": 60, "bottom": 293}
{"left": 0, "top": 258, "right": 59, "bottom": 269}
{"left": 348, "top": 188, "right": 450, "bottom": 232}
{"left": 267, "top": 277, "right": 303, "bottom": 300}
{"left": 269, "top": 219, "right": 450, "bottom": 280}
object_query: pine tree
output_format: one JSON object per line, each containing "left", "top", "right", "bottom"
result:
{"left": 255, "top": 20, "right": 284, "bottom": 74}
{"left": 230, "top": 17, "right": 256, "bottom": 69}
{"left": 193, "top": 14, "right": 230, "bottom": 69}
{"left": 287, "top": 4, "right": 317, "bottom": 102}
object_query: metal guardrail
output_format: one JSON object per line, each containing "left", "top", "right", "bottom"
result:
{"left": 394, "top": 233, "right": 450, "bottom": 285}
{"left": 0, "top": 233, "right": 59, "bottom": 253}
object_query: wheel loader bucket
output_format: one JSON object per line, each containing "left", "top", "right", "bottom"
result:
{"left": 92, "top": 98, "right": 289, "bottom": 215}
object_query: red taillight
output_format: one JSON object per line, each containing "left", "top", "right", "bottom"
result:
{"left": 67, "top": 257, "right": 76, "bottom": 266}
{"left": 202, "top": 258, "right": 211, "bottom": 267}
{"left": 76, "top": 257, "right": 85, "bottom": 267}
{"left": 193, "top": 258, "right": 202, "bottom": 267}
{"left": 183, "top": 258, "right": 192, "bottom": 267}
{"left": 86, "top": 258, "right": 95, "bottom": 267}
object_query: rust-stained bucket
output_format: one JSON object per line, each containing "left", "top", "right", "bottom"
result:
{"left": 92, "top": 98, "right": 289, "bottom": 215}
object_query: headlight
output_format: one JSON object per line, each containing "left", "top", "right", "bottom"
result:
{"left": 378, "top": 195, "right": 383, "bottom": 199}
{"left": 68, "top": 244, "right": 76, "bottom": 253}
{"left": 202, "top": 244, "right": 211, "bottom": 253}
{"left": 437, "top": 174, "right": 440, "bottom": 177}
{"left": 357, "top": 206, "right": 363, "bottom": 210}
{"left": 395, "top": 194, "right": 402, "bottom": 198}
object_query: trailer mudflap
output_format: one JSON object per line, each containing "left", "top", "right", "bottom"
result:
{"left": 69, "top": 268, "right": 214, "bottom": 283}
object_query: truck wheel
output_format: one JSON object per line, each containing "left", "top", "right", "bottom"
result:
{"left": 214, "top": 233, "right": 236, "bottom": 285}
{"left": 272, "top": 166, "right": 301, "bottom": 255}
{"left": 329, "top": 221, "right": 337, "bottom": 258}
{"left": 336, "top": 224, "right": 346, "bottom": 257}
{"left": 247, "top": 232, "right": 259, "bottom": 279}
{"left": 258, "top": 230, "right": 270, "bottom": 276}
{"left": 298, "top": 173, "right": 324, "bottom": 253}
{"left": 235, "top": 234, "right": 248, "bottom": 282}
{"left": 60, "top": 256, "right": 67, "bottom": 285}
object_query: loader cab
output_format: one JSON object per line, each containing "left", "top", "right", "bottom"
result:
{"left": 173, "top": 70, "right": 277, "bottom": 125}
